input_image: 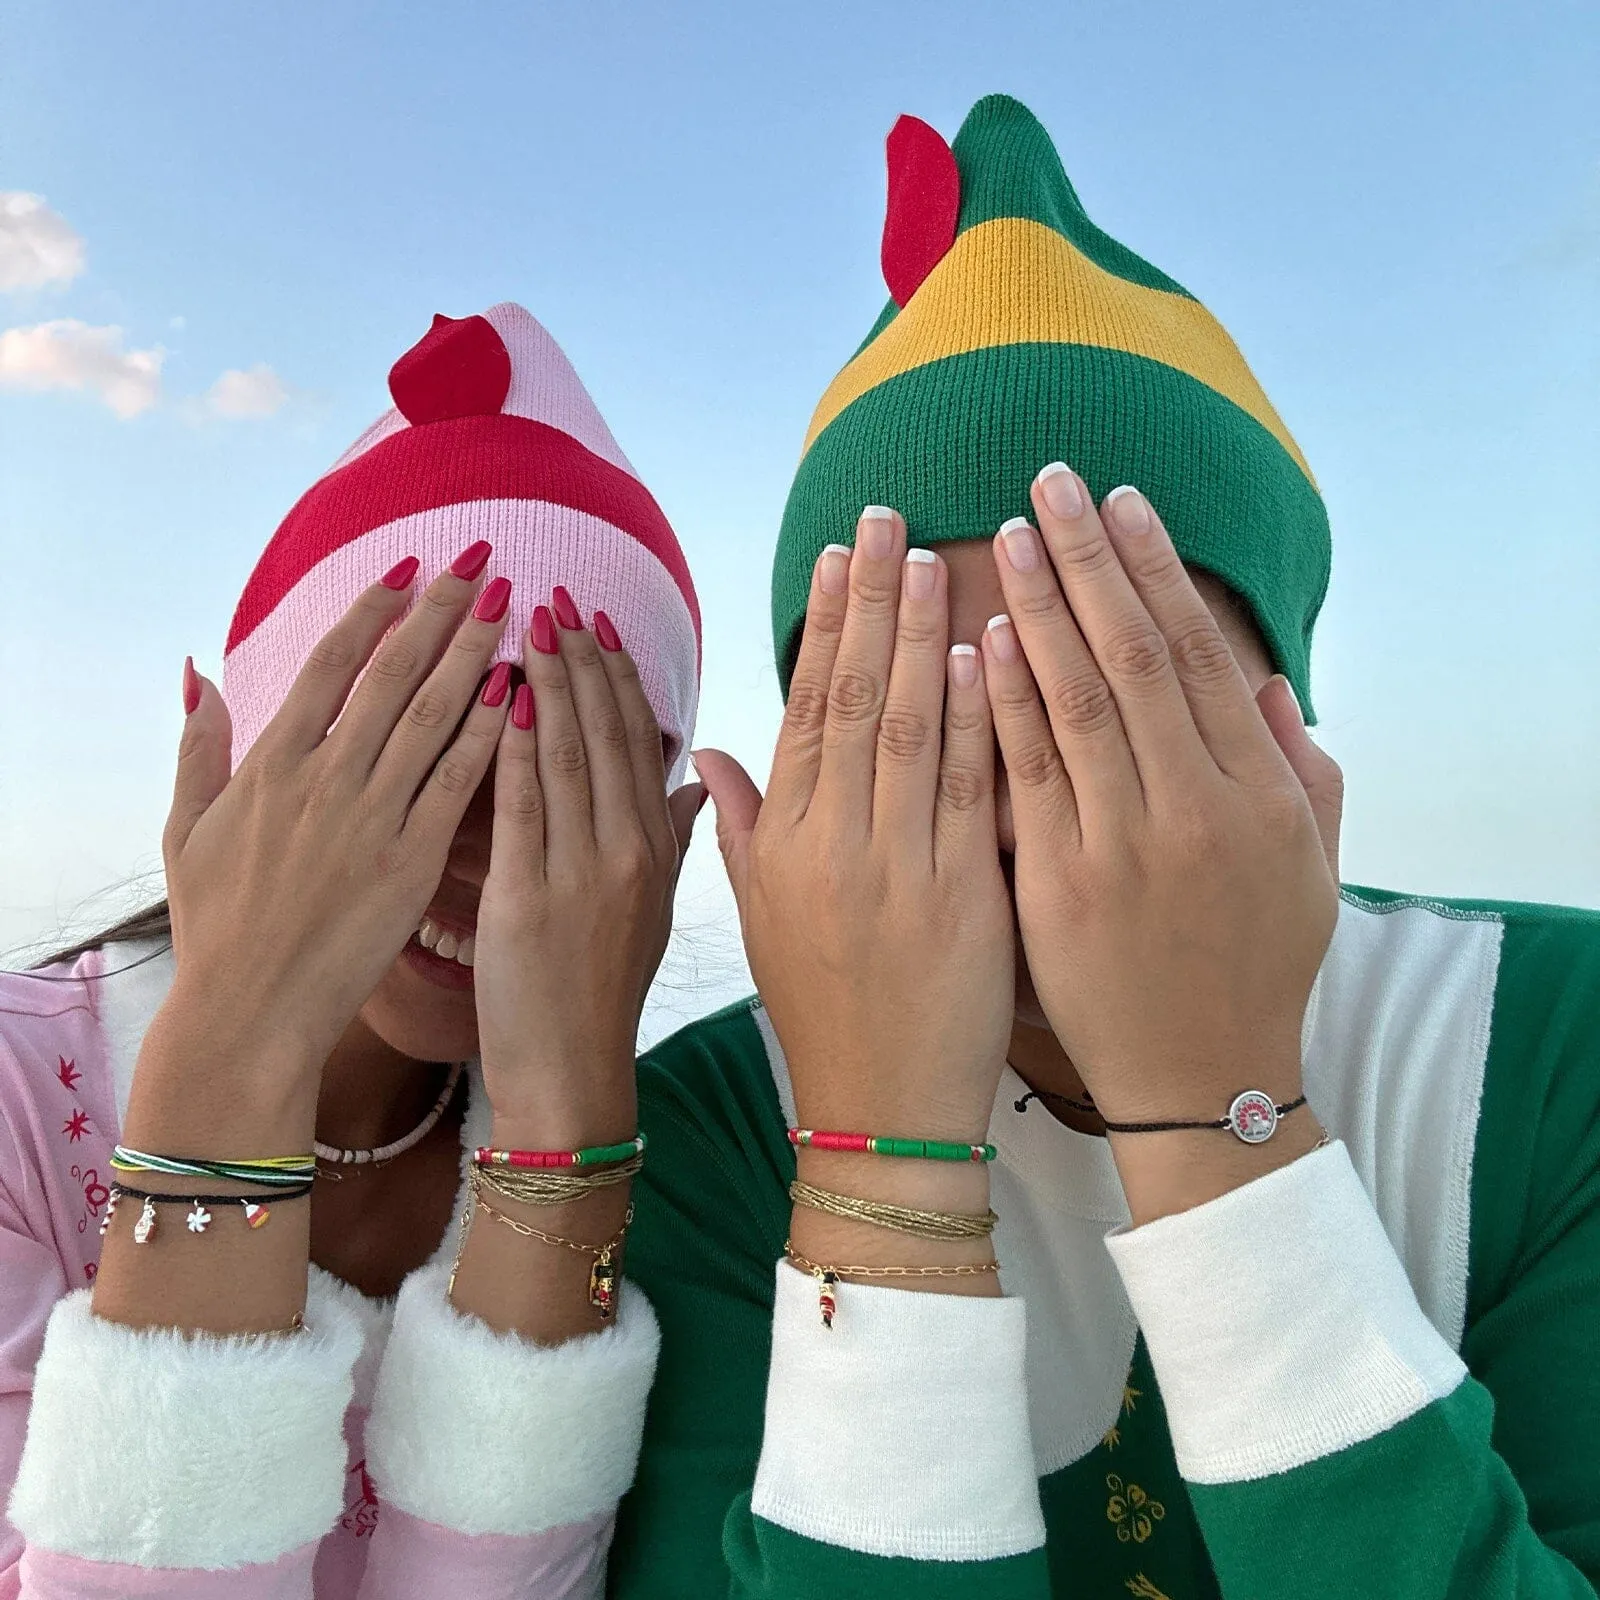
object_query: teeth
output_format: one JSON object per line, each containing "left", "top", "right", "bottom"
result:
{"left": 455, "top": 935, "right": 475, "bottom": 968}
{"left": 418, "top": 919, "right": 441, "bottom": 950}
{"left": 435, "top": 930, "right": 459, "bottom": 961}
{"left": 415, "top": 918, "right": 476, "bottom": 967}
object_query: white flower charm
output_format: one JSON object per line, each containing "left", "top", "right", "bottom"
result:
{"left": 186, "top": 1203, "right": 212, "bottom": 1234}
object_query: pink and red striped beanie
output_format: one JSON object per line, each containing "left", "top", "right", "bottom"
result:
{"left": 221, "top": 303, "right": 701, "bottom": 785}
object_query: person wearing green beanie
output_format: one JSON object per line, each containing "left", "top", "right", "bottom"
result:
{"left": 600, "top": 96, "right": 1599, "bottom": 1599}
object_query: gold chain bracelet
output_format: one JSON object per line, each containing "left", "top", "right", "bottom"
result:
{"left": 784, "top": 1242, "right": 999, "bottom": 1330}
{"left": 788, "top": 1179, "right": 997, "bottom": 1240}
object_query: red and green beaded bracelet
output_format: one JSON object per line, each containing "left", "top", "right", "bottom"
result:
{"left": 474, "top": 1134, "right": 646, "bottom": 1170}
{"left": 788, "top": 1128, "right": 996, "bottom": 1163}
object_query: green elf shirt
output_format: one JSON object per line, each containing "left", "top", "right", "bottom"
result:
{"left": 608, "top": 887, "right": 1600, "bottom": 1597}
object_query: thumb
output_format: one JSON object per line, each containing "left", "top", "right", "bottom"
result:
{"left": 164, "top": 658, "right": 234, "bottom": 864}
{"left": 689, "top": 747, "right": 762, "bottom": 910}
{"left": 666, "top": 781, "right": 709, "bottom": 874}
{"left": 1257, "top": 675, "right": 1344, "bottom": 882}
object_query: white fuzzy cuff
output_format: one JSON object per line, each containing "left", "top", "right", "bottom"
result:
{"left": 753, "top": 1260, "right": 1045, "bottom": 1561}
{"left": 1105, "top": 1140, "right": 1469, "bottom": 1485}
{"left": 8, "top": 1274, "right": 363, "bottom": 1568}
{"left": 363, "top": 1262, "right": 660, "bottom": 1536}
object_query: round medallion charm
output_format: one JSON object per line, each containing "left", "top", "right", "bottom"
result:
{"left": 1227, "top": 1090, "right": 1280, "bottom": 1143}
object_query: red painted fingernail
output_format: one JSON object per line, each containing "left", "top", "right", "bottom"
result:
{"left": 472, "top": 575, "right": 513, "bottom": 623}
{"left": 531, "top": 606, "right": 559, "bottom": 655}
{"left": 182, "top": 657, "right": 201, "bottom": 716}
{"left": 449, "top": 540, "right": 493, "bottom": 580}
{"left": 594, "top": 609, "right": 622, "bottom": 652}
{"left": 551, "top": 585, "right": 583, "bottom": 631}
{"left": 480, "top": 661, "right": 512, "bottom": 708}
{"left": 511, "top": 683, "right": 535, "bottom": 730}
{"left": 379, "top": 555, "right": 420, "bottom": 591}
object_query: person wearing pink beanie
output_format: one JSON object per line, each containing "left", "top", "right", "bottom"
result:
{"left": 0, "top": 303, "right": 701, "bottom": 1595}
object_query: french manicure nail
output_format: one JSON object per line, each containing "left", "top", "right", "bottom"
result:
{"left": 1037, "top": 462, "right": 1085, "bottom": 520}
{"left": 472, "top": 575, "right": 513, "bottom": 623}
{"left": 182, "top": 656, "right": 201, "bottom": 716}
{"left": 903, "top": 547, "right": 938, "bottom": 599}
{"left": 379, "top": 555, "right": 420, "bottom": 591}
{"left": 998, "top": 517, "right": 1040, "bottom": 573}
{"left": 949, "top": 643, "right": 980, "bottom": 689}
{"left": 594, "top": 609, "right": 622, "bottom": 652}
{"left": 551, "top": 585, "right": 583, "bottom": 631}
{"left": 859, "top": 506, "right": 896, "bottom": 560}
{"left": 986, "top": 613, "right": 1020, "bottom": 664}
{"left": 449, "top": 540, "right": 493, "bottom": 580}
{"left": 480, "top": 661, "right": 512, "bottom": 707}
{"left": 511, "top": 682, "right": 535, "bottom": 730}
{"left": 818, "top": 544, "right": 851, "bottom": 596}
{"left": 1106, "top": 485, "right": 1151, "bottom": 535}
{"left": 530, "top": 606, "right": 559, "bottom": 655}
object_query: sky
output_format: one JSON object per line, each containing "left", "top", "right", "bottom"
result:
{"left": 2, "top": 0, "right": 1597, "bottom": 1044}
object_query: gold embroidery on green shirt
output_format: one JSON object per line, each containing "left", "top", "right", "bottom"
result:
{"left": 1106, "top": 1474, "right": 1166, "bottom": 1544}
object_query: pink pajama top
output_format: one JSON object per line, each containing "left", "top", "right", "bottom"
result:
{"left": 0, "top": 943, "right": 657, "bottom": 1598}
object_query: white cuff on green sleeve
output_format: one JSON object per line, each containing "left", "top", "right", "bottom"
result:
{"left": 363, "top": 1261, "right": 660, "bottom": 1536}
{"left": 1104, "top": 1140, "right": 1468, "bottom": 1485}
{"left": 8, "top": 1273, "right": 363, "bottom": 1568}
{"left": 752, "top": 1259, "right": 1046, "bottom": 1562}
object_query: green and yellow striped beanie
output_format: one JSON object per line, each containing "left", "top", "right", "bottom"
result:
{"left": 773, "top": 93, "right": 1331, "bottom": 720}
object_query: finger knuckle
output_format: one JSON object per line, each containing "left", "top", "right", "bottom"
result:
{"left": 1167, "top": 623, "right": 1236, "bottom": 685}
{"left": 783, "top": 679, "right": 830, "bottom": 738}
{"left": 1007, "top": 740, "right": 1062, "bottom": 790}
{"left": 1014, "top": 588, "right": 1067, "bottom": 625}
{"left": 591, "top": 707, "right": 631, "bottom": 754}
{"left": 1047, "top": 531, "right": 1117, "bottom": 576}
{"left": 306, "top": 635, "right": 359, "bottom": 678}
{"left": 849, "top": 574, "right": 899, "bottom": 615}
{"left": 892, "top": 612, "right": 944, "bottom": 650}
{"left": 1044, "top": 670, "right": 1119, "bottom": 736}
{"left": 943, "top": 699, "right": 989, "bottom": 739}
{"left": 420, "top": 586, "right": 461, "bottom": 623}
{"left": 430, "top": 754, "right": 479, "bottom": 797}
{"left": 547, "top": 735, "right": 589, "bottom": 777}
{"left": 876, "top": 707, "right": 933, "bottom": 764}
{"left": 1101, "top": 624, "right": 1171, "bottom": 687}
{"left": 827, "top": 669, "right": 883, "bottom": 727}
{"left": 406, "top": 688, "right": 454, "bottom": 730}
{"left": 937, "top": 761, "right": 986, "bottom": 813}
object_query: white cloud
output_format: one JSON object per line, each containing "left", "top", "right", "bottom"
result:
{"left": 0, "top": 193, "right": 86, "bottom": 291}
{"left": 204, "top": 362, "right": 289, "bottom": 418}
{"left": 0, "top": 319, "right": 163, "bottom": 417}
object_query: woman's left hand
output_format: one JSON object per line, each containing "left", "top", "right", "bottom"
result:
{"left": 472, "top": 596, "right": 701, "bottom": 1140}
{"left": 982, "top": 467, "right": 1343, "bottom": 1220}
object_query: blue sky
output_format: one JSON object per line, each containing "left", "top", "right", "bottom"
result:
{"left": 3, "top": 0, "right": 1597, "bottom": 1029}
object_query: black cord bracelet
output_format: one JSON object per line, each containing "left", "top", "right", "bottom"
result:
{"left": 1015, "top": 1087, "right": 1308, "bottom": 1144}
{"left": 104, "top": 1181, "right": 312, "bottom": 1241}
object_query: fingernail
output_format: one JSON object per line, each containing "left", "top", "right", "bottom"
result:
{"left": 530, "top": 606, "right": 559, "bottom": 655}
{"left": 1037, "top": 463, "right": 1085, "bottom": 520}
{"left": 986, "top": 613, "right": 1020, "bottom": 664}
{"left": 859, "top": 506, "right": 895, "bottom": 560}
{"left": 449, "top": 540, "right": 493, "bottom": 580}
{"left": 379, "top": 555, "right": 420, "bottom": 591}
{"left": 949, "top": 642, "right": 980, "bottom": 689}
{"left": 1106, "top": 485, "right": 1151, "bottom": 535}
{"left": 472, "top": 575, "right": 513, "bottom": 623}
{"left": 551, "top": 585, "right": 583, "bottom": 631}
{"left": 182, "top": 656, "right": 201, "bottom": 716}
{"left": 818, "top": 544, "right": 851, "bottom": 596}
{"left": 594, "top": 609, "right": 622, "bottom": 652}
{"left": 480, "top": 661, "right": 512, "bottom": 707}
{"left": 998, "top": 517, "right": 1040, "bottom": 573}
{"left": 511, "top": 683, "right": 535, "bottom": 730}
{"left": 693, "top": 784, "right": 710, "bottom": 816}
{"left": 903, "top": 547, "right": 938, "bottom": 599}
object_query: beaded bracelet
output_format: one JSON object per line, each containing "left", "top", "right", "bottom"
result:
{"left": 473, "top": 1134, "right": 646, "bottom": 1170}
{"left": 111, "top": 1145, "right": 316, "bottom": 1188}
{"left": 104, "top": 1181, "right": 313, "bottom": 1242}
{"left": 474, "top": 1151, "right": 644, "bottom": 1207}
{"left": 788, "top": 1180, "right": 997, "bottom": 1240}
{"left": 788, "top": 1129, "right": 996, "bottom": 1163}
{"left": 784, "top": 1243, "right": 999, "bottom": 1329}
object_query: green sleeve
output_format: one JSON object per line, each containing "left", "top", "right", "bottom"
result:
{"left": 609, "top": 1002, "right": 1051, "bottom": 1600}
{"left": 1111, "top": 903, "right": 1600, "bottom": 1598}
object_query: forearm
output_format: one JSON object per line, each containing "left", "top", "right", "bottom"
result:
{"left": 89, "top": 995, "right": 319, "bottom": 1336}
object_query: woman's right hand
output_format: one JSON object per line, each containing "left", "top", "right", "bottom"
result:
{"left": 158, "top": 544, "right": 514, "bottom": 1088}
{"left": 697, "top": 509, "right": 1014, "bottom": 1148}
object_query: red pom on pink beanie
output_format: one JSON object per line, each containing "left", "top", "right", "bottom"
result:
{"left": 221, "top": 303, "right": 701, "bottom": 783}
